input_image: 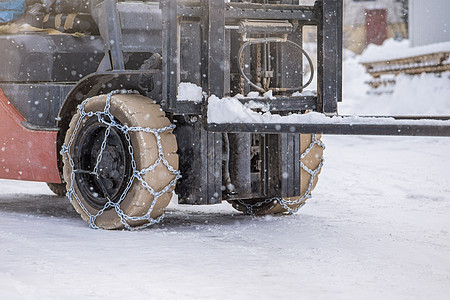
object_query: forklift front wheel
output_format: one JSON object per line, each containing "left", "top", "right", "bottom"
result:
{"left": 62, "top": 93, "right": 179, "bottom": 229}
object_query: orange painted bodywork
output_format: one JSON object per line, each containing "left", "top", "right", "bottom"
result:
{"left": 0, "top": 88, "right": 61, "bottom": 183}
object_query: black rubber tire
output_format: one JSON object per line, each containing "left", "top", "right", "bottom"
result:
{"left": 62, "top": 93, "right": 178, "bottom": 229}
{"left": 230, "top": 134, "right": 324, "bottom": 215}
{"left": 46, "top": 182, "right": 67, "bottom": 197}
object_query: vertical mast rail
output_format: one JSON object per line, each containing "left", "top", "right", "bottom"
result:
{"left": 207, "top": 0, "right": 226, "bottom": 98}
{"left": 104, "top": 0, "right": 125, "bottom": 70}
{"left": 161, "top": 0, "right": 179, "bottom": 110}
{"left": 317, "top": 0, "right": 343, "bottom": 114}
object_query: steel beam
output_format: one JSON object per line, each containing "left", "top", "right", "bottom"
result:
{"left": 206, "top": 117, "right": 450, "bottom": 137}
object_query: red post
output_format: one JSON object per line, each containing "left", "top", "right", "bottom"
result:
{"left": 365, "top": 8, "right": 388, "bottom": 46}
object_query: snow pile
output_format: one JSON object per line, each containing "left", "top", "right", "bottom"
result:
{"left": 208, "top": 95, "right": 323, "bottom": 124}
{"left": 177, "top": 82, "right": 204, "bottom": 103}
{"left": 208, "top": 95, "right": 261, "bottom": 123}
{"left": 208, "top": 95, "right": 449, "bottom": 125}
{"left": 360, "top": 39, "right": 410, "bottom": 63}
{"left": 361, "top": 39, "right": 450, "bottom": 63}
{"left": 342, "top": 49, "right": 372, "bottom": 102}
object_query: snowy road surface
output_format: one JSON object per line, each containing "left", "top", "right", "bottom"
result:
{"left": 1, "top": 135, "right": 449, "bottom": 300}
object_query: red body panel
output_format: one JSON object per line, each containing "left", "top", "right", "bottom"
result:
{"left": 0, "top": 88, "right": 61, "bottom": 183}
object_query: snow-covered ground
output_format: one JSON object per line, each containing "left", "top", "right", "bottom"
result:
{"left": 1, "top": 135, "right": 449, "bottom": 299}
{"left": 1, "top": 40, "right": 450, "bottom": 299}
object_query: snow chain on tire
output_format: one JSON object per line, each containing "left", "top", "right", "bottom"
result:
{"left": 232, "top": 134, "right": 325, "bottom": 215}
{"left": 61, "top": 90, "right": 180, "bottom": 230}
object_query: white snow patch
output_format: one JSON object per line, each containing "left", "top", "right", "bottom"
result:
{"left": 177, "top": 82, "right": 204, "bottom": 103}
{"left": 361, "top": 39, "right": 450, "bottom": 63}
{"left": 247, "top": 91, "right": 260, "bottom": 98}
{"left": 208, "top": 95, "right": 264, "bottom": 123}
{"left": 234, "top": 93, "right": 245, "bottom": 99}
{"left": 245, "top": 100, "right": 270, "bottom": 112}
{"left": 263, "top": 90, "right": 275, "bottom": 99}
{"left": 292, "top": 90, "right": 316, "bottom": 96}
{"left": 208, "top": 95, "right": 449, "bottom": 126}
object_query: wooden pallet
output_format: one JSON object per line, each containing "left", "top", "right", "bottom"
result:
{"left": 361, "top": 52, "right": 450, "bottom": 78}
{"left": 361, "top": 51, "right": 450, "bottom": 93}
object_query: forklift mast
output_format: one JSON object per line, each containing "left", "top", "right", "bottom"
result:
{"left": 159, "top": 0, "right": 342, "bottom": 116}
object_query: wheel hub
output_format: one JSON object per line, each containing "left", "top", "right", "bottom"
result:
{"left": 74, "top": 117, "right": 132, "bottom": 210}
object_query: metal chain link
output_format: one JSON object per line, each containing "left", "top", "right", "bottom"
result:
{"left": 236, "top": 134, "right": 325, "bottom": 215}
{"left": 61, "top": 90, "right": 181, "bottom": 230}
{"left": 256, "top": 42, "right": 262, "bottom": 88}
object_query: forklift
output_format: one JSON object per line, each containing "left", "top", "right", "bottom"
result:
{"left": 0, "top": 0, "right": 448, "bottom": 229}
